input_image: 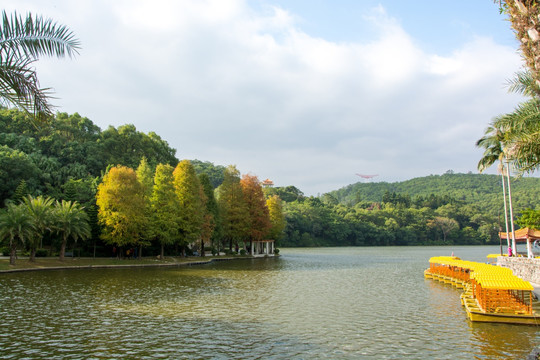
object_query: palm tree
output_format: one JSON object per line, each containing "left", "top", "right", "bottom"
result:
{"left": 476, "top": 71, "right": 540, "bottom": 254}
{"left": 23, "top": 195, "right": 54, "bottom": 261}
{"left": 476, "top": 125, "right": 513, "bottom": 252}
{"left": 490, "top": 71, "right": 540, "bottom": 174}
{"left": 0, "top": 10, "right": 80, "bottom": 123}
{"left": 54, "top": 200, "right": 91, "bottom": 261}
{"left": 492, "top": 99, "right": 540, "bottom": 173}
{"left": 0, "top": 202, "right": 35, "bottom": 265}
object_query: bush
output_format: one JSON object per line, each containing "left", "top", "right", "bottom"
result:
{"left": 274, "top": 248, "right": 280, "bottom": 255}
{"left": 239, "top": 249, "right": 246, "bottom": 256}
{"left": 0, "top": 247, "right": 9, "bottom": 256}
{"left": 35, "top": 248, "right": 48, "bottom": 257}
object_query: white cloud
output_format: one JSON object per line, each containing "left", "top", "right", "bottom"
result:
{"left": 4, "top": 0, "right": 525, "bottom": 195}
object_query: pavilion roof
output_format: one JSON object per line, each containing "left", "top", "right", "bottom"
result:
{"left": 499, "top": 227, "right": 540, "bottom": 242}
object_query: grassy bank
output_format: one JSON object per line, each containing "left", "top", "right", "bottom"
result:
{"left": 0, "top": 256, "right": 231, "bottom": 272}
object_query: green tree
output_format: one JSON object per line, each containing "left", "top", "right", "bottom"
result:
{"left": 54, "top": 200, "right": 91, "bottom": 261}
{"left": 136, "top": 156, "right": 154, "bottom": 257}
{"left": 23, "top": 195, "right": 54, "bottom": 261}
{"left": 100, "top": 124, "right": 177, "bottom": 169}
{"left": 217, "top": 165, "right": 249, "bottom": 251}
{"left": 199, "top": 173, "right": 218, "bottom": 256}
{"left": 0, "top": 202, "right": 34, "bottom": 265}
{"left": 0, "top": 10, "right": 80, "bottom": 122}
{"left": 478, "top": 72, "right": 540, "bottom": 174}
{"left": 516, "top": 208, "right": 540, "bottom": 230}
{"left": 428, "top": 216, "right": 458, "bottom": 244}
{"left": 150, "top": 164, "right": 179, "bottom": 259}
{"left": 266, "top": 195, "right": 286, "bottom": 242}
{"left": 96, "top": 166, "right": 146, "bottom": 252}
{"left": 173, "top": 160, "right": 204, "bottom": 255}
{"left": 0, "top": 145, "right": 39, "bottom": 204}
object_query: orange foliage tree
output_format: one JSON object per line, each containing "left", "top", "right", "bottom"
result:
{"left": 240, "top": 174, "right": 271, "bottom": 254}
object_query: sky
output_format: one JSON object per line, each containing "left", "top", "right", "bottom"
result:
{"left": 4, "top": 0, "right": 528, "bottom": 195}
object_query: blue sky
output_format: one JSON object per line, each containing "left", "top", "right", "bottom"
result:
{"left": 4, "top": 0, "right": 527, "bottom": 195}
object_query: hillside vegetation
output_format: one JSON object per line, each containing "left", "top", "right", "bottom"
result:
{"left": 329, "top": 172, "right": 540, "bottom": 218}
{"left": 273, "top": 172, "right": 540, "bottom": 247}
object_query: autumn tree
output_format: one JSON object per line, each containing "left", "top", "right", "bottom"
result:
{"left": 217, "top": 165, "right": 249, "bottom": 251}
{"left": 136, "top": 157, "right": 154, "bottom": 257}
{"left": 199, "top": 173, "right": 218, "bottom": 256}
{"left": 150, "top": 164, "right": 179, "bottom": 259}
{"left": 266, "top": 195, "right": 286, "bottom": 242}
{"left": 240, "top": 174, "right": 271, "bottom": 254}
{"left": 173, "top": 160, "right": 204, "bottom": 255}
{"left": 96, "top": 166, "right": 146, "bottom": 253}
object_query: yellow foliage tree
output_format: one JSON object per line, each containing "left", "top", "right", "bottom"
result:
{"left": 173, "top": 160, "right": 204, "bottom": 255}
{"left": 266, "top": 195, "right": 286, "bottom": 242}
{"left": 96, "top": 166, "right": 146, "bottom": 252}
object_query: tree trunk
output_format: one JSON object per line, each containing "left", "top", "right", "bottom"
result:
{"left": 201, "top": 238, "right": 205, "bottom": 257}
{"left": 59, "top": 236, "right": 67, "bottom": 261}
{"left": 29, "top": 247, "right": 36, "bottom": 262}
{"left": 139, "top": 244, "right": 142, "bottom": 259}
{"left": 160, "top": 244, "right": 164, "bottom": 260}
{"left": 10, "top": 242, "right": 17, "bottom": 265}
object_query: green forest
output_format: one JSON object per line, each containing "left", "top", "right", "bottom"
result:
{"left": 1, "top": 108, "right": 540, "bottom": 257}
{"left": 275, "top": 173, "right": 540, "bottom": 247}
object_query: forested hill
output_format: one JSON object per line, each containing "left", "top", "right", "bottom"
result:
{"left": 327, "top": 172, "right": 540, "bottom": 217}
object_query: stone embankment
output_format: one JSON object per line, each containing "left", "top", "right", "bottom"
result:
{"left": 497, "top": 256, "right": 540, "bottom": 285}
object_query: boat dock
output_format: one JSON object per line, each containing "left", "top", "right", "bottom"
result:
{"left": 425, "top": 256, "right": 540, "bottom": 326}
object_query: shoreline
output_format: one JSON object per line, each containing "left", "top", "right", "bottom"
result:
{"left": 0, "top": 255, "right": 275, "bottom": 274}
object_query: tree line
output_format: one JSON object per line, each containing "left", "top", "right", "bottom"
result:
{"left": 277, "top": 178, "right": 540, "bottom": 248}
{"left": 95, "top": 160, "right": 285, "bottom": 259}
{"left": 0, "top": 110, "right": 286, "bottom": 263}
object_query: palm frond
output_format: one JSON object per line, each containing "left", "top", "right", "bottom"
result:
{"left": 0, "top": 10, "right": 80, "bottom": 60}
{"left": 505, "top": 70, "right": 540, "bottom": 97}
{"left": 0, "top": 50, "right": 54, "bottom": 121}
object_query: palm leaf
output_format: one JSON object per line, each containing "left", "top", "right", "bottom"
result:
{"left": 0, "top": 10, "right": 80, "bottom": 59}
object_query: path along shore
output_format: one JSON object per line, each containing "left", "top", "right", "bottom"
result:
{"left": 0, "top": 255, "right": 272, "bottom": 274}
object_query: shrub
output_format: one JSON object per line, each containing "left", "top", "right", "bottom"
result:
{"left": 239, "top": 249, "right": 246, "bottom": 256}
{"left": 274, "top": 248, "right": 280, "bottom": 255}
{"left": 35, "top": 248, "right": 48, "bottom": 257}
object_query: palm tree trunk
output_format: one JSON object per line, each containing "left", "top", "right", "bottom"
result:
{"left": 160, "top": 243, "right": 164, "bottom": 260}
{"left": 10, "top": 241, "right": 17, "bottom": 266}
{"left": 59, "top": 235, "right": 67, "bottom": 261}
{"left": 30, "top": 247, "right": 36, "bottom": 262}
{"left": 500, "top": 168, "right": 510, "bottom": 250}
{"left": 505, "top": 162, "right": 517, "bottom": 255}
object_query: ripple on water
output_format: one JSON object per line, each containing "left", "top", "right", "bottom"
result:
{"left": 0, "top": 246, "right": 538, "bottom": 359}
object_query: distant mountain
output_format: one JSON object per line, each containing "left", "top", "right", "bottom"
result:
{"left": 327, "top": 172, "right": 540, "bottom": 216}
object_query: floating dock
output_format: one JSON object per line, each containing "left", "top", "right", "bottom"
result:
{"left": 425, "top": 256, "right": 540, "bottom": 326}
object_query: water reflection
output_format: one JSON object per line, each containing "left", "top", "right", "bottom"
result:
{"left": 0, "top": 246, "right": 538, "bottom": 359}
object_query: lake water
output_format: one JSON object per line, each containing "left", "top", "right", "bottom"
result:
{"left": 0, "top": 246, "right": 538, "bottom": 359}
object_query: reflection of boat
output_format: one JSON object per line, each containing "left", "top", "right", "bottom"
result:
{"left": 425, "top": 256, "right": 540, "bottom": 326}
